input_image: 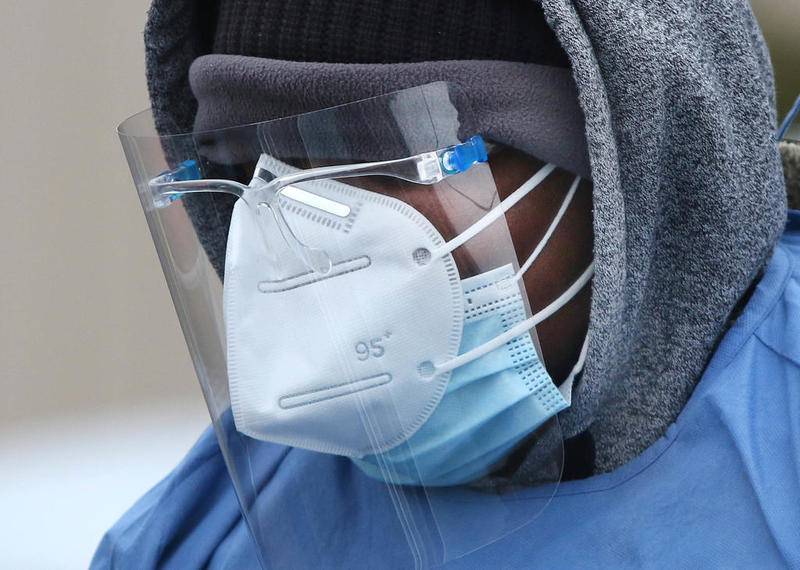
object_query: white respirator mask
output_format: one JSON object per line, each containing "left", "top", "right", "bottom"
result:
{"left": 224, "top": 154, "right": 592, "bottom": 461}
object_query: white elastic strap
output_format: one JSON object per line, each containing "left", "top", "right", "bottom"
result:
{"left": 434, "top": 262, "right": 595, "bottom": 375}
{"left": 558, "top": 332, "right": 590, "bottom": 404}
{"left": 514, "top": 176, "right": 581, "bottom": 281}
{"left": 431, "top": 163, "right": 556, "bottom": 259}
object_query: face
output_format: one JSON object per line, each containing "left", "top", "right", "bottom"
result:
{"left": 350, "top": 143, "right": 594, "bottom": 384}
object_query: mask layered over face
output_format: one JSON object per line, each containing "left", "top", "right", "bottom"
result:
{"left": 224, "top": 157, "right": 465, "bottom": 458}
{"left": 224, "top": 155, "right": 590, "bottom": 485}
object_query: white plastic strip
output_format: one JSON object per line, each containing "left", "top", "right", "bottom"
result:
{"left": 514, "top": 176, "right": 581, "bottom": 281}
{"left": 281, "top": 185, "right": 351, "bottom": 218}
{"left": 558, "top": 332, "right": 590, "bottom": 404}
{"left": 258, "top": 256, "right": 370, "bottom": 293}
{"left": 431, "top": 163, "right": 556, "bottom": 258}
{"left": 433, "top": 262, "right": 595, "bottom": 375}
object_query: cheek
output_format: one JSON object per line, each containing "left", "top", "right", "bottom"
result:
{"left": 511, "top": 175, "right": 593, "bottom": 310}
{"left": 535, "top": 284, "right": 592, "bottom": 383}
{"left": 354, "top": 165, "right": 594, "bottom": 308}
{"left": 517, "top": 180, "right": 594, "bottom": 383}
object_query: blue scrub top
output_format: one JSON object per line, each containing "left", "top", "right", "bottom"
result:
{"left": 93, "top": 212, "right": 800, "bottom": 569}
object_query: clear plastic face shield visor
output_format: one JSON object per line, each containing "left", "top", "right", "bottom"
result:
{"left": 118, "top": 82, "right": 590, "bottom": 568}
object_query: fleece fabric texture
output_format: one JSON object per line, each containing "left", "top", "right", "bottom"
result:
{"left": 143, "top": 0, "right": 788, "bottom": 474}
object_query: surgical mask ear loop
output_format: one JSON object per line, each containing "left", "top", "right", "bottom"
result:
{"left": 558, "top": 332, "right": 590, "bottom": 404}
{"left": 428, "top": 172, "right": 595, "bottom": 376}
{"left": 432, "top": 262, "right": 594, "bottom": 376}
{"left": 513, "top": 176, "right": 581, "bottom": 282}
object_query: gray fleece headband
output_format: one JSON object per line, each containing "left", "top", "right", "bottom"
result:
{"left": 188, "top": 55, "right": 591, "bottom": 177}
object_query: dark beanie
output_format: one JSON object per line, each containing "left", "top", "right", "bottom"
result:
{"left": 211, "top": 0, "right": 569, "bottom": 66}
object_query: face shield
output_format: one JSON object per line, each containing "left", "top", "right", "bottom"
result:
{"left": 118, "top": 82, "right": 590, "bottom": 568}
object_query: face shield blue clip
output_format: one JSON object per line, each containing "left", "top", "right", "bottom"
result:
{"left": 439, "top": 136, "right": 489, "bottom": 175}
{"left": 150, "top": 159, "right": 201, "bottom": 208}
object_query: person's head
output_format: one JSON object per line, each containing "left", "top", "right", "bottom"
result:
{"left": 181, "top": 1, "right": 597, "bottom": 384}
{"left": 138, "top": 0, "right": 790, "bottom": 497}
{"left": 121, "top": 0, "right": 600, "bottom": 492}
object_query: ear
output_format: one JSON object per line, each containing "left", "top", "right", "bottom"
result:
{"left": 781, "top": 141, "right": 800, "bottom": 210}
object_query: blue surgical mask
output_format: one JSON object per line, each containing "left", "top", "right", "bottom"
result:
{"left": 353, "top": 264, "right": 578, "bottom": 486}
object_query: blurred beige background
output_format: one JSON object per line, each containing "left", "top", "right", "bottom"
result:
{"left": 0, "top": 2, "right": 207, "bottom": 568}
{"left": 0, "top": 1, "right": 797, "bottom": 568}
{"left": 0, "top": 0, "right": 203, "bottom": 430}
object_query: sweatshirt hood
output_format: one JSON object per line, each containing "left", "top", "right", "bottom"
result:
{"left": 142, "top": 0, "right": 787, "bottom": 474}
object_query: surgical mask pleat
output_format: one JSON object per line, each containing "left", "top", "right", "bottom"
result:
{"left": 424, "top": 399, "right": 557, "bottom": 485}
{"left": 379, "top": 358, "right": 540, "bottom": 460}
{"left": 354, "top": 262, "right": 570, "bottom": 485}
{"left": 355, "top": 361, "right": 562, "bottom": 486}
{"left": 447, "top": 314, "right": 536, "bottom": 391}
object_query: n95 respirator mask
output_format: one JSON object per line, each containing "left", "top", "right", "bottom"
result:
{"left": 224, "top": 154, "right": 591, "bottom": 484}
{"left": 225, "top": 158, "right": 464, "bottom": 457}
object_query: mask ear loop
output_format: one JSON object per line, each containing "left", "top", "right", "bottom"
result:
{"left": 558, "top": 332, "right": 590, "bottom": 405}
{"left": 429, "top": 164, "right": 557, "bottom": 259}
{"left": 513, "top": 176, "right": 581, "bottom": 281}
{"left": 433, "top": 262, "right": 594, "bottom": 375}
{"left": 431, "top": 172, "right": 595, "bottom": 377}
{"left": 509, "top": 175, "right": 593, "bottom": 392}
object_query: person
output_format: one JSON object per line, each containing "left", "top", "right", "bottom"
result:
{"left": 93, "top": 0, "right": 800, "bottom": 567}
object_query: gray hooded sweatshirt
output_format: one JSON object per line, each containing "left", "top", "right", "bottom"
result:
{"left": 142, "top": 0, "right": 788, "bottom": 475}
